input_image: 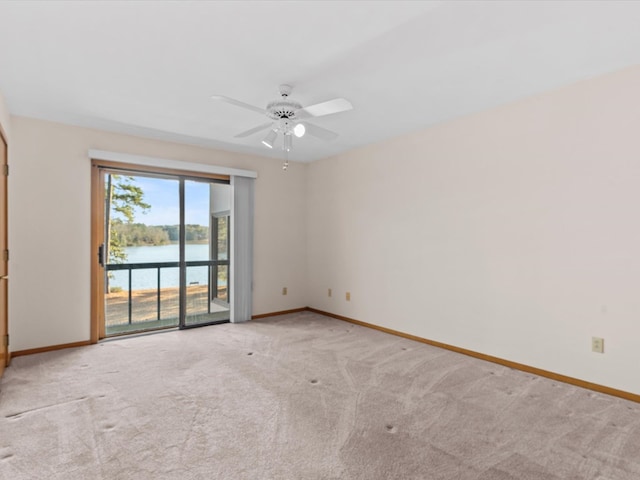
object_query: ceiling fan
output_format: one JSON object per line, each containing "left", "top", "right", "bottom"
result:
{"left": 212, "top": 84, "right": 353, "bottom": 153}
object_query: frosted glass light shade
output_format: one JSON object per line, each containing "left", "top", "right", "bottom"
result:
{"left": 261, "top": 130, "right": 277, "bottom": 148}
{"left": 293, "top": 123, "right": 306, "bottom": 138}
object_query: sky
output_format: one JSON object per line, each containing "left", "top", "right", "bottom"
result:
{"left": 120, "top": 175, "right": 212, "bottom": 226}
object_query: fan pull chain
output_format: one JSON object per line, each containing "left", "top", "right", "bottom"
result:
{"left": 283, "top": 132, "right": 291, "bottom": 170}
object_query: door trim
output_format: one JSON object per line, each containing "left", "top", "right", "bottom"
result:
{"left": 0, "top": 128, "right": 8, "bottom": 371}
{"left": 90, "top": 163, "right": 104, "bottom": 343}
{"left": 89, "top": 149, "right": 256, "bottom": 179}
{"left": 91, "top": 159, "right": 233, "bottom": 182}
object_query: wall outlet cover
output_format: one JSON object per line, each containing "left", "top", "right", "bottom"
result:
{"left": 592, "top": 337, "right": 604, "bottom": 353}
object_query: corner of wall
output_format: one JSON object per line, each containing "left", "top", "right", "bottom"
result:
{"left": 0, "top": 90, "right": 11, "bottom": 142}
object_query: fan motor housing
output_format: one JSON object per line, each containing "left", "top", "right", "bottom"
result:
{"left": 266, "top": 99, "right": 303, "bottom": 120}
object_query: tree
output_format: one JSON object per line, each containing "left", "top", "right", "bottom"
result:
{"left": 105, "top": 175, "right": 151, "bottom": 289}
{"left": 111, "top": 222, "right": 170, "bottom": 246}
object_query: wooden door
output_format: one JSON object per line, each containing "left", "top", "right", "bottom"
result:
{"left": 0, "top": 130, "right": 7, "bottom": 375}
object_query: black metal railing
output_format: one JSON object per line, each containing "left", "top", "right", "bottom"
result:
{"left": 106, "top": 260, "right": 229, "bottom": 325}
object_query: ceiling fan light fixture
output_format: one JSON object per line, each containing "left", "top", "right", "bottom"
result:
{"left": 293, "top": 123, "right": 306, "bottom": 138}
{"left": 214, "top": 84, "right": 351, "bottom": 163}
{"left": 283, "top": 133, "right": 292, "bottom": 152}
{"left": 261, "top": 129, "right": 277, "bottom": 149}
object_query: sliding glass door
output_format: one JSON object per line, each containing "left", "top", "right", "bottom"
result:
{"left": 95, "top": 166, "right": 231, "bottom": 337}
{"left": 183, "top": 180, "right": 231, "bottom": 327}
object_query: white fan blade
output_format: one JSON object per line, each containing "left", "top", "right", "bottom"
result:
{"left": 298, "top": 98, "right": 352, "bottom": 118}
{"left": 302, "top": 122, "right": 339, "bottom": 141}
{"left": 234, "top": 122, "right": 273, "bottom": 138}
{"left": 211, "top": 95, "right": 266, "bottom": 115}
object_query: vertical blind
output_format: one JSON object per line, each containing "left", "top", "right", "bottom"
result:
{"left": 230, "top": 175, "right": 254, "bottom": 323}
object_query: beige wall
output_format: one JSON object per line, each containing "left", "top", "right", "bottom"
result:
{"left": 8, "top": 117, "right": 307, "bottom": 351}
{"left": 307, "top": 65, "right": 640, "bottom": 395}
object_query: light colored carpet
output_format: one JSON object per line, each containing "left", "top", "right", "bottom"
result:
{"left": 1, "top": 311, "right": 639, "bottom": 479}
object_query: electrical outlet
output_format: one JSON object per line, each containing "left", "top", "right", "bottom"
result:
{"left": 592, "top": 337, "right": 604, "bottom": 353}
{"left": 282, "top": 287, "right": 287, "bottom": 295}
{"left": 328, "top": 288, "right": 332, "bottom": 297}
{"left": 346, "top": 291, "right": 351, "bottom": 301}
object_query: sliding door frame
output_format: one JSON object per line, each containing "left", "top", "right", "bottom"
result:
{"left": 90, "top": 159, "right": 229, "bottom": 343}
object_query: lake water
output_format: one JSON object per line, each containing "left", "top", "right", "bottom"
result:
{"left": 109, "top": 244, "right": 225, "bottom": 290}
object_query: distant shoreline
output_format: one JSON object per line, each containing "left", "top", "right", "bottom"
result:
{"left": 126, "top": 240, "right": 210, "bottom": 247}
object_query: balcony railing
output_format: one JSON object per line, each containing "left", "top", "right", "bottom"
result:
{"left": 106, "top": 260, "right": 229, "bottom": 326}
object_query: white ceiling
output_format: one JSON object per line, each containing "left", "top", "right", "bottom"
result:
{"left": 1, "top": 0, "right": 640, "bottom": 163}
